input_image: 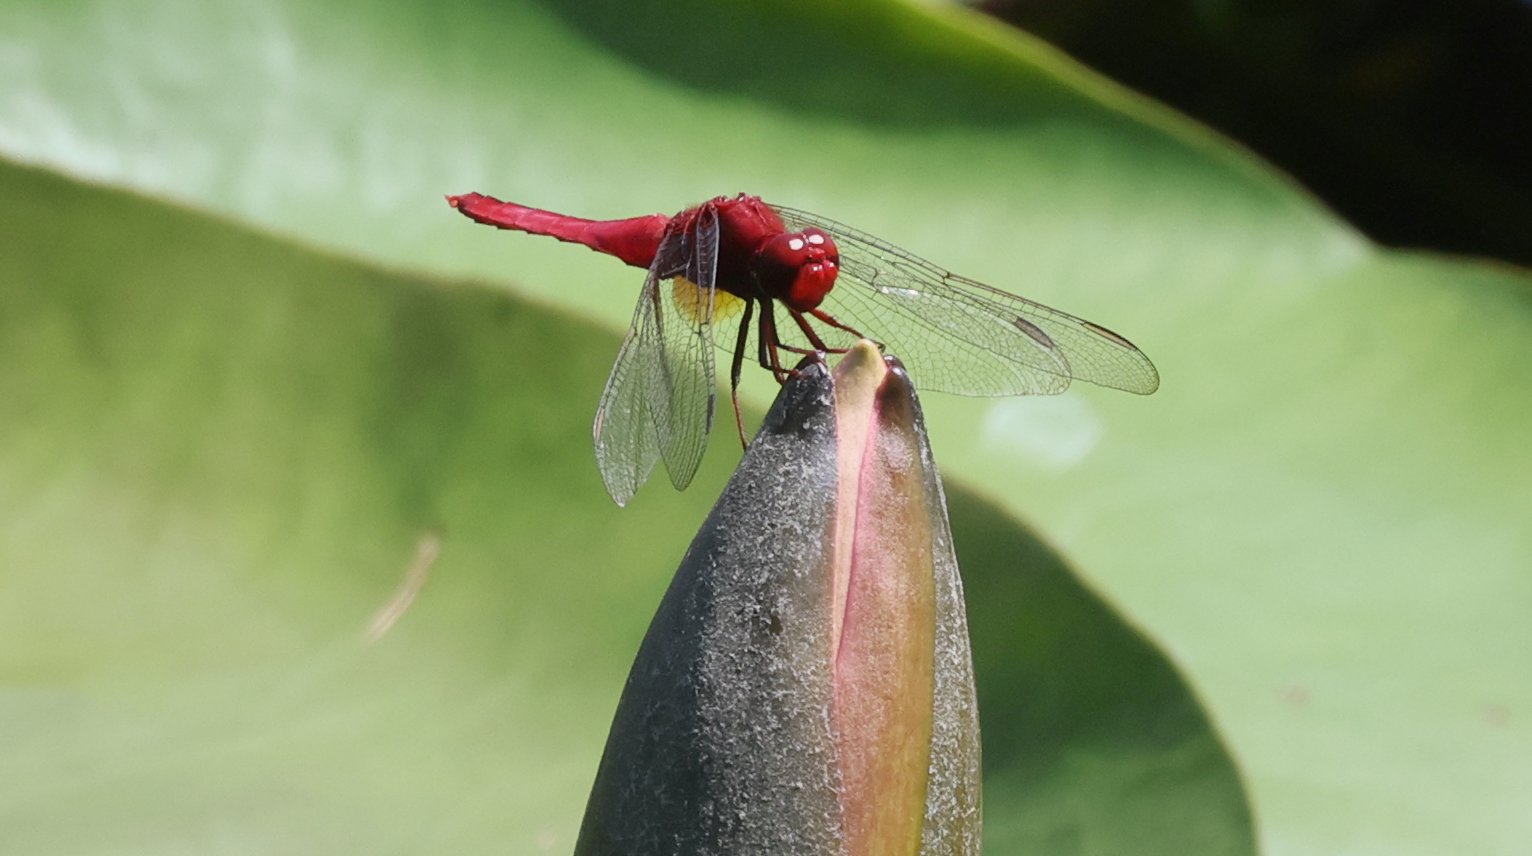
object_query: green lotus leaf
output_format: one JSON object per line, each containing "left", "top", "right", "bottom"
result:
{"left": 1, "top": 0, "right": 1527, "bottom": 852}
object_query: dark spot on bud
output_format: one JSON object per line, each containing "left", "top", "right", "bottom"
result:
{"left": 875, "top": 359, "right": 919, "bottom": 432}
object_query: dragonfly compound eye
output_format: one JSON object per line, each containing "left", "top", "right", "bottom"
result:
{"left": 755, "top": 229, "right": 840, "bottom": 312}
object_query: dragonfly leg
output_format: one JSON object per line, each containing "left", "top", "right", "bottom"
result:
{"left": 772, "top": 307, "right": 833, "bottom": 355}
{"left": 757, "top": 302, "right": 793, "bottom": 383}
{"left": 775, "top": 342, "right": 820, "bottom": 356}
{"left": 790, "top": 309, "right": 839, "bottom": 353}
{"left": 729, "top": 300, "right": 756, "bottom": 449}
{"left": 809, "top": 307, "right": 868, "bottom": 344}
{"left": 755, "top": 300, "right": 772, "bottom": 370}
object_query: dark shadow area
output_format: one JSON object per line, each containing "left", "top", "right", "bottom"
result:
{"left": 946, "top": 487, "right": 1255, "bottom": 853}
{"left": 523, "top": 0, "right": 1123, "bottom": 129}
{"left": 980, "top": 0, "right": 1532, "bottom": 265}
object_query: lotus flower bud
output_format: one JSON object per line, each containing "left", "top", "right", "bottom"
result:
{"left": 575, "top": 341, "right": 981, "bottom": 855}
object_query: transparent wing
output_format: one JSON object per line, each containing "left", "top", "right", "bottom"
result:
{"left": 773, "top": 206, "right": 1160, "bottom": 396}
{"left": 592, "top": 273, "right": 665, "bottom": 507}
{"left": 591, "top": 211, "right": 719, "bottom": 505}
{"left": 653, "top": 205, "right": 719, "bottom": 489}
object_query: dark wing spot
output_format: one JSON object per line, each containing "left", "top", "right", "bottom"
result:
{"left": 1081, "top": 320, "right": 1136, "bottom": 350}
{"left": 1013, "top": 317, "right": 1056, "bottom": 350}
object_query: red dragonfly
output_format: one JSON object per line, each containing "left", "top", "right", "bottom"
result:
{"left": 449, "top": 192, "right": 1159, "bottom": 506}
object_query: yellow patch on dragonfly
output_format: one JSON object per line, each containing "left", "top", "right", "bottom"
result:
{"left": 671, "top": 277, "right": 745, "bottom": 323}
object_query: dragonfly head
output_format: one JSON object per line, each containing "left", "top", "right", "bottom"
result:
{"left": 754, "top": 228, "right": 840, "bottom": 312}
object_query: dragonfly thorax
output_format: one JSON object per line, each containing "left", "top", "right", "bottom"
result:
{"left": 752, "top": 228, "right": 840, "bottom": 312}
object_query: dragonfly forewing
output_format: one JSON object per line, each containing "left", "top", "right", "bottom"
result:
{"left": 591, "top": 213, "right": 720, "bottom": 505}
{"left": 593, "top": 271, "right": 667, "bottom": 507}
{"left": 651, "top": 206, "right": 720, "bottom": 491}
{"left": 773, "top": 206, "right": 1159, "bottom": 397}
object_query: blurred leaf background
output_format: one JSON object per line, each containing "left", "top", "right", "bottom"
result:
{"left": 1, "top": 0, "right": 1528, "bottom": 854}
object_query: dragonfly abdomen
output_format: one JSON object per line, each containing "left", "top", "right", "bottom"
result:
{"left": 448, "top": 193, "right": 668, "bottom": 270}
